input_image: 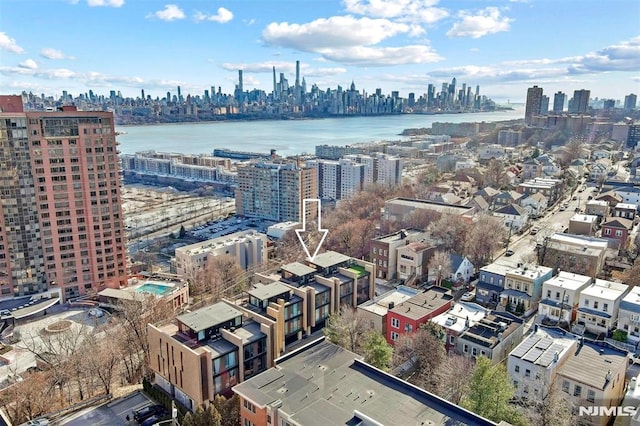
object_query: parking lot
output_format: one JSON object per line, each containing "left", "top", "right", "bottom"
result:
{"left": 58, "top": 391, "right": 156, "bottom": 426}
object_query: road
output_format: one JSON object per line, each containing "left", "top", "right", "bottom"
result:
{"left": 496, "top": 183, "right": 599, "bottom": 267}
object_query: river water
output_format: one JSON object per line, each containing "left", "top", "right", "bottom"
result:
{"left": 116, "top": 106, "right": 524, "bottom": 157}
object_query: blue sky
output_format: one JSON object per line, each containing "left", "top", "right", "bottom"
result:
{"left": 0, "top": 0, "right": 638, "bottom": 102}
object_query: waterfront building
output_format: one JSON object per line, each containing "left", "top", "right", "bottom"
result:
{"left": 0, "top": 96, "right": 127, "bottom": 300}
{"left": 306, "top": 158, "right": 365, "bottom": 200}
{"left": 525, "top": 85, "right": 543, "bottom": 125}
{"left": 236, "top": 161, "right": 317, "bottom": 222}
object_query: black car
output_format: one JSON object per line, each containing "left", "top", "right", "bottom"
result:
{"left": 133, "top": 405, "right": 164, "bottom": 423}
{"left": 140, "top": 415, "right": 164, "bottom": 426}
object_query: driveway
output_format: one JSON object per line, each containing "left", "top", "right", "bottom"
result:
{"left": 58, "top": 391, "right": 154, "bottom": 426}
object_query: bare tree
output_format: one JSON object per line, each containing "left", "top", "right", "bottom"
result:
{"left": 436, "top": 354, "right": 475, "bottom": 404}
{"left": 392, "top": 324, "right": 446, "bottom": 392}
{"left": 428, "top": 214, "right": 471, "bottom": 254}
{"left": 324, "top": 306, "right": 371, "bottom": 355}
{"left": 622, "top": 262, "right": 640, "bottom": 288}
{"left": 324, "top": 218, "right": 375, "bottom": 260}
{"left": 465, "top": 215, "right": 506, "bottom": 268}
{"left": 0, "top": 371, "right": 52, "bottom": 425}
{"left": 485, "top": 159, "right": 508, "bottom": 189}
{"left": 521, "top": 376, "right": 577, "bottom": 426}
{"left": 81, "top": 332, "right": 121, "bottom": 395}
{"left": 428, "top": 250, "right": 453, "bottom": 285}
{"left": 191, "top": 254, "right": 247, "bottom": 302}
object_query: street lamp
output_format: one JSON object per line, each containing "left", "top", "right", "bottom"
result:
{"left": 437, "top": 264, "right": 442, "bottom": 287}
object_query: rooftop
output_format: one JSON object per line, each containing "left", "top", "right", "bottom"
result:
{"left": 176, "top": 230, "right": 267, "bottom": 256}
{"left": 431, "top": 302, "right": 488, "bottom": 333}
{"left": 620, "top": 286, "right": 640, "bottom": 314}
{"left": 570, "top": 214, "right": 598, "bottom": 224}
{"left": 372, "top": 229, "right": 427, "bottom": 244}
{"left": 384, "top": 197, "right": 475, "bottom": 215}
{"left": 177, "top": 302, "right": 243, "bottom": 333}
{"left": 309, "top": 251, "right": 352, "bottom": 269}
{"left": 586, "top": 200, "right": 609, "bottom": 207}
{"left": 580, "top": 279, "right": 629, "bottom": 301}
{"left": 548, "top": 233, "right": 609, "bottom": 250}
{"left": 281, "top": 262, "right": 317, "bottom": 277}
{"left": 358, "top": 286, "right": 420, "bottom": 317}
{"left": 459, "top": 312, "right": 523, "bottom": 348}
{"left": 232, "top": 340, "right": 497, "bottom": 426}
{"left": 509, "top": 327, "right": 577, "bottom": 368}
{"left": 247, "top": 281, "right": 291, "bottom": 301}
{"left": 543, "top": 271, "right": 592, "bottom": 291}
{"left": 390, "top": 287, "right": 453, "bottom": 321}
{"left": 557, "top": 341, "right": 627, "bottom": 391}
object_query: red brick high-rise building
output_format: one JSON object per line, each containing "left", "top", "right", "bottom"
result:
{"left": 0, "top": 95, "right": 127, "bottom": 300}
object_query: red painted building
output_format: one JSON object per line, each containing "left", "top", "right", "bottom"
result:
{"left": 386, "top": 286, "right": 453, "bottom": 345}
{"left": 601, "top": 217, "right": 633, "bottom": 249}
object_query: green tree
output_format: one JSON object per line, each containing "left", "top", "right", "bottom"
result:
{"left": 462, "top": 356, "right": 524, "bottom": 425}
{"left": 182, "top": 404, "right": 222, "bottom": 426}
{"left": 212, "top": 394, "right": 240, "bottom": 426}
{"left": 531, "top": 147, "right": 540, "bottom": 158}
{"left": 363, "top": 331, "right": 393, "bottom": 371}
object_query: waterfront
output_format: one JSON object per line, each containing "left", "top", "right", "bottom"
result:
{"left": 116, "top": 107, "right": 524, "bottom": 156}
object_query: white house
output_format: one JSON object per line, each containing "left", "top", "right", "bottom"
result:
{"left": 576, "top": 279, "right": 630, "bottom": 336}
{"left": 537, "top": 271, "right": 593, "bottom": 326}
{"left": 508, "top": 326, "right": 578, "bottom": 400}
{"left": 617, "top": 286, "right": 640, "bottom": 344}
{"left": 589, "top": 159, "right": 611, "bottom": 181}
{"left": 612, "top": 186, "right": 640, "bottom": 209}
{"left": 493, "top": 203, "right": 529, "bottom": 233}
{"left": 520, "top": 193, "right": 548, "bottom": 218}
{"left": 449, "top": 254, "right": 474, "bottom": 283}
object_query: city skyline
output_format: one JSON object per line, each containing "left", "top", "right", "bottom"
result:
{"left": 1, "top": 1, "right": 639, "bottom": 102}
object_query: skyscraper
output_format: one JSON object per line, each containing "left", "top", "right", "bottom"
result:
{"left": 272, "top": 66, "right": 277, "bottom": 100}
{"left": 525, "top": 85, "right": 543, "bottom": 125}
{"left": 624, "top": 93, "right": 637, "bottom": 110}
{"left": 236, "top": 162, "right": 317, "bottom": 222}
{"left": 177, "top": 86, "right": 182, "bottom": 103}
{"left": 553, "top": 91, "right": 566, "bottom": 113}
{"left": 568, "top": 89, "right": 590, "bottom": 114}
{"left": 294, "top": 60, "right": 301, "bottom": 104}
{"left": 0, "top": 96, "right": 127, "bottom": 300}
{"left": 540, "top": 95, "right": 549, "bottom": 115}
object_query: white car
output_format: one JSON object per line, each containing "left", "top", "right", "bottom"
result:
{"left": 461, "top": 292, "right": 475, "bottom": 302}
{"left": 629, "top": 353, "right": 640, "bottom": 365}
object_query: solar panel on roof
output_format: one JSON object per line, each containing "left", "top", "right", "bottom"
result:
{"left": 534, "top": 337, "right": 553, "bottom": 350}
{"left": 522, "top": 347, "right": 544, "bottom": 363}
{"left": 511, "top": 336, "right": 540, "bottom": 359}
{"left": 537, "top": 343, "right": 564, "bottom": 367}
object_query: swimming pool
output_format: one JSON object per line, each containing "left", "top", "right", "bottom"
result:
{"left": 136, "top": 283, "right": 172, "bottom": 296}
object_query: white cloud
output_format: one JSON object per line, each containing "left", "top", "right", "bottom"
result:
{"left": 0, "top": 32, "right": 24, "bottom": 54}
{"left": 194, "top": 7, "right": 234, "bottom": 23}
{"left": 19, "top": 59, "right": 38, "bottom": 70}
{"left": 320, "top": 45, "right": 442, "bottom": 66}
{"left": 343, "top": 0, "right": 447, "bottom": 23}
{"left": 87, "top": 0, "right": 124, "bottom": 7}
{"left": 147, "top": 4, "right": 185, "bottom": 21}
{"left": 446, "top": 7, "right": 512, "bottom": 39}
{"left": 263, "top": 16, "right": 410, "bottom": 51}
{"left": 40, "top": 48, "right": 75, "bottom": 60}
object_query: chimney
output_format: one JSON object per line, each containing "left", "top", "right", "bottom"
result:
{"left": 388, "top": 302, "right": 394, "bottom": 309}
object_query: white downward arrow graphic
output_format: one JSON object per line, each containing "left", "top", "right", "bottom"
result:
{"left": 295, "top": 199, "right": 328, "bottom": 261}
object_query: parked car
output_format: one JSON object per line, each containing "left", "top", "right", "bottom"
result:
{"left": 629, "top": 353, "right": 640, "bottom": 365}
{"left": 25, "top": 419, "right": 50, "bottom": 426}
{"left": 530, "top": 227, "right": 539, "bottom": 235}
{"left": 460, "top": 292, "right": 475, "bottom": 302}
{"left": 141, "top": 415, "right": 165, "bottom": 426}
{"left": 505, "top": 249, "right": 515, "bottom": 257}
{"left": 133, "top": 405, "right": 164, "bottom": 423}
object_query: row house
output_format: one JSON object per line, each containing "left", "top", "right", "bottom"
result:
{"left": 521, "top": 158, "right": 542, "bottom": 180}
{"left": 358, "top": 286, "right": 420, "bottom": 337}
{"left": 370, "top": 229, "right": 429, "bottom": 280}
{"left": 456, "top": 311, "right": 524, "bottom": 364}
{"left": 517, "top": 177, "right": 564, "bottom": 204}
{"left": 584, "top": 200, "right": 609, "bottom": 218}
{"left": 520, "top": 192, "right": 548, "bottom": 218}
{"left": 147, "top": 301, "right": 276, "bottom": 410}
{"left": 601, "top": 217, "right": 633, "bottom": 249}
{"left": 386, "top": 286, "right": 453, "bottom": 345}
{"left": 508, "top": 326, "right": 578, "bottom": 400}
{"left": 617, "top": 286, "right": 640, "bottom": 344}
{"left": 431, "top": 302, "right": 489, "bottom": 354}
{"left": 492, "top": 190, "right": 523, "bottom": 209}
{"left": 537, "top": 271, "right": 593, "bottom": 326}
{"left": 556, "top": 340, "right": 628, "bottom": 426}
{"left": 542, "top": 233, "right": 609, "bottom": 278}
{"left": 589, "top": 160, "right": 611, "bottom": 182}
{"left": 595, "top": 191, "right": 622, "bottom": 208}
{"left": 611, "top": 185, "right": 640, "bottom": 208}
{"left": 500, "top": 264, "right": 553, "bottom": 317}
{"left": 568, "top": 214, "right": 598, "bottom": 236}
{"left": 576, "top": 279, "right": 630, "bottom": 336}
{"left": 475, "top": 263, "right": 510, "bottom": 307}
{"left": 612, "top": 202, "right": 637, "bottom": 220}
{"left": 396, "top": 242, "right": 438, "bottom": 284}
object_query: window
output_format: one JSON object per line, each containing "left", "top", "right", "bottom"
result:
{"left": 515, "top": 365, "right": 520, "bottom": 373}
{"left": 585, "top": 299, "right": 589, "bottom": 307}
{"left": 587, "top": 390, "right": 595, "bottom": 403}
{"left": 472, "top": 347, "right": 477, "bottom": 356}
{"left": 603, "top": 303, "right": 608, "bottom": 312}
{"left": 604, "top": 228, "right": 611, "bottom": 235}
{"left": 525, "top": 369, "right": 531, "bottom": 378}
{"left": 244, "top": 420, "right": 254, "bottom": 426}
{"left": 463, "top": 344, "right": 468, "bottom": 353}
{"left": 390, "top": 332, "right": 399, "bottom": 341}
{"left": 391, "top": 318, "right": 400, "bottom": 329}
{"left": 523, "top": 384, "right": 529, "bottom": 394}
{"left": 615, "top": 230, "right": 623, "bottom": 237}
{"left": 547, "top": 290, "right": 551, "bottom": 298}
{"left": 574, "top": 384, "right": 582, "bottom": 397}
{"left": 243, "top": 400, "right": 256, "bottom": 414}
{"left": 404, "top": 324, "right": 413, "bottom": 333}
{"left": 513, "top": 380, "right": 519, "bottom": 389}
{"left": 449, "top": 335, "right": 455, "bottom": 345}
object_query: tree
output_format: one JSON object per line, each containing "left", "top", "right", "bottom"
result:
{"left": 462, "top": 356, "right": 524, "bottom": 425}
{"left": 464, "top": 215, "right": 506, "bottom": 269}
{"left": 392, "top": 324, "right": 446, "bottom": 392}
{"left": 192, "top": 254, "right": 247, "bottom": 301}
{"left": 324, "top": 306, "right": 371, "bottom": 355}
{"left": 0, "top": 370, "right": 52, "bottom": 425}
{"left": 622, "top": 262, "right": 640, "bottom": 288}
{"left": 428, "top": 250, "right": 452, "bottom": 285}
{"left": 625, "top": 231, "right": 640, "bottom": 265}
{"left": 436, "top": 354, "right": 474, "bottom": 404}
{"left": 521, "top": 376, "right": 577, "bottom": 426}
{"left": 212, "top": 394, "right": 241, "bottom": 426}
{"left": 182, "top": 404, "right": 222, "bottom": 426}
{"left": 324, "top": 218, "right": 375, "bottom": 260}
{"left": 363, "top": 331, "right": 393, "bottom": 371}
{"left": 81, "top": 332, "right": 120, "bottom": 395}
{"left": 485, "top": 159, "right": 508, "bottom": 188}
{"left": 428, "top": 214, "right": 470, "bottom": 254}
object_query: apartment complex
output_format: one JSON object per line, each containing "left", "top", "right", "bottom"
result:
{"left": 233, "top": 339, "right": 500, "bottom": 426}
{"left": 0, "top": 96, "right": 127, "bottom": 300}
{"left": 174, "top": 230, "right": 271, "bottom": 280}
{"left": 236, "top": 161, "right": 317, "bottom": 222}
{"left": 305, "top": 157, "right": 365, "bottom": 200}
